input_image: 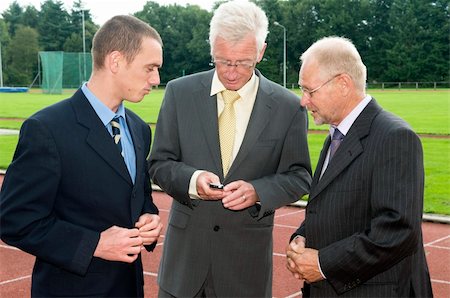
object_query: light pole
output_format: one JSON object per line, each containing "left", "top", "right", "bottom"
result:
{"left": 273, "top": 21, "right": 286, "bottom": 88}
{"left": 81, "top": 8, "right": 87, "bottom": 82}
{"left": 0, "top": 42, "right": 3, "bottom": 87}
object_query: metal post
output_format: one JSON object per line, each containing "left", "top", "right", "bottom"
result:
{"left": 273, "top": 21, "right": 286, "bottom": 88}
{"left": 0, "top": 42, "right": 3, "bottom": 87}
{"left": 82, "top": 9, "right": 87, "bottom": 83}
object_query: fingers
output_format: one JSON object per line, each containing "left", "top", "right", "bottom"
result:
{"left": 222, "top": 193, "right": 251, "bottom": 209}
{"left": 222, "top": 181, "right": 258, "bottom": 210}
{"left": 94, "top": 226, "right": 144, "bottom": 263}
{"left": 135, "top": 214, "right": 163, "bottom": 245}
{"left": 290, "top": 237, "right": 306, "bottom": 254}
{"left": 196, "top": 172, "right": 225, "bottom": 200}
{"left": 139, "top": 222, "right": 163, "bottom": 245}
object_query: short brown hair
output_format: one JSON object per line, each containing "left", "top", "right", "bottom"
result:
{"left": 92, "top": 15, "right": 162, "bottom": 69}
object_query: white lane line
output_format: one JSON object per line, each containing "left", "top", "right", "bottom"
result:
{"left": 284, "top": 291, "right": 302, "bottom": 297}
{"left": 144, "top": 271, "right": 158, "bottom": 277}
{"left": 0, "top": 275, "right": 31, "bottom": 286}
{"left": 425, "top": 235, "right": 450, "bottom": 247}
{"left": 273, "top": 252, "right": 286, "bottom": 257}
{"left": 431, "top": 279, "right": 450, "bottom": 285}
{"left": 0, "top": 244, "right": 20, "bottom": 251}
{"left": 275, "top": 210, "right": 305, "bottom": 219}
{"left": 427, "top": 244, "right": 450, "bottom": 250}
{"left": 275, "top": 223, "right": 299, "bottom": 229}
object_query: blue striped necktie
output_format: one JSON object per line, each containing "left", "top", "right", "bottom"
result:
{"left": 110, "top": 117, "right": 122, "bottom": 154}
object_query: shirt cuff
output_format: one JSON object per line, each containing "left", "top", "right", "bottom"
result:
{"left": 188, "top": 170, "right": 205, "bottom": 199}
{"left": 318, "top": 255, "right": 327, "bottom": 279}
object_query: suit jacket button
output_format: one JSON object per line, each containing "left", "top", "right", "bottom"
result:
{"left": 213, "top": 225, "right": 220, "bottom": 232}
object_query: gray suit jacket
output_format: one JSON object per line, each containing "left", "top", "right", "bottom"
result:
{"left": 149, "top": 69, "right": 312, "bottom": 297}
{"left": 292, "top": 99, "right": 433, "bottom": 297}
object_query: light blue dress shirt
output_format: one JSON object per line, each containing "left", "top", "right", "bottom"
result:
{"left": 81, "top": 83, "right": 136, "bottom": 183}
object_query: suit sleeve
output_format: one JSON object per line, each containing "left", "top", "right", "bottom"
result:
{"left": 319, "top": 127, "right": 425, "bottom": 293}
{"left": 142, "top": 123, "right": 159, "bottom": 215}
{"left": 250, "top": 106, "right": 312, "bottom": 219}
{"left": 148, "top": 83, "right": 197, "bottom": 208}
{"left": 0, "top": 118, "right": 99, "bottom": 276}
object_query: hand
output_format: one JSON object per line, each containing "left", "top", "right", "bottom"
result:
{"left": 221, "top": 180, "right": 259, "bottom": 210}
{"left": 135, "top": 213, "right": 163, "bottom": 246}
{"left": 286, "top": 236, "right": 306, "bottom": 279}
{"left": 196, "top": 171, "right": 229, "bottom": 200}
{"left": 286, "top": 244, "right": 324, "bottom": 283}
{"left": 94, "top": 226, "right": 142, "bottom": 263}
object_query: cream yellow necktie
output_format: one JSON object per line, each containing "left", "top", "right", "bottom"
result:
{"left": 219, "top": 90, "right": 240, "bottom": 176}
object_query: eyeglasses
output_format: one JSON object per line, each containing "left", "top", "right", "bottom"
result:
{"left": 210, "top": 59, "right": 256, "bottom": 70}
{"left": 300, "top": 74, "right": 341, "bottom": 97}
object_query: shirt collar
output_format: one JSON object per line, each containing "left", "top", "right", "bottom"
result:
{"left": 81, "top": 82, "right": 126, "bottom": 126}
{"left": 210, "top": 71, "right": 257, "bottom": 98}
{"left": 330, "top": 95, "right": 372, "bottom": 136}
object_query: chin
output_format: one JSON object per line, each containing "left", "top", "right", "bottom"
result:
{"left": 313, "top": 118, "right": 325, "bottom": 126}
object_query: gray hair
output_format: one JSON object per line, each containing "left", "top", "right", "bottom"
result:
{"left": 209, "top": 0, "right": 268, "bottom": 57}
{"left": 300, "top": 36, "right": 367, "bottom": 91}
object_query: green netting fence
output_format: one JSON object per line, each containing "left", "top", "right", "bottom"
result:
{"left": 39, "top": 51, "right": 92, "bottom": 94}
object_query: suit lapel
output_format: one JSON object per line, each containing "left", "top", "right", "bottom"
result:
{"left": 71, "top": 90, "right": 132, "bottom": 185}
{"left": 310, "top": 134, "right": 363, "bottom": 199}
{"left": 227, "top": 75, "right": 275, "bottom": 178}
{"left": 311, "top": 135, "right": 331, "bottom": 189}
{"left": 126, "top": 112, "right": 146, "bottom": 221}
{"left": 194, "top": 71, "right": 223, "bottom": 177}
{"left": 126, "top": 112, "right": 143, "bottom": 185}
{"left": 309, "top": 99, "right": 382, "bottom": 200}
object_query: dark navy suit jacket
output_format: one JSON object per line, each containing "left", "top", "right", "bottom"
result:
{"left": 0, "top": 89, "right": 158, "bottom": 297}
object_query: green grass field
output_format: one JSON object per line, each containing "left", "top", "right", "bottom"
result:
{"left": 0, "top": 88, "right": 449, "bottom": 214}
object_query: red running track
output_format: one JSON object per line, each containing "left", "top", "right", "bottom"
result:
{"left": 1, "top": 186, "right": 449, "bottom": 297}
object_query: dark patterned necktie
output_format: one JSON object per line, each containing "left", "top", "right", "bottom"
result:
{"left": 329, "top": 128, "right": 344, "bottom": 160}
{"left": 110, "top": 117, "right": 122, "bottom": 154}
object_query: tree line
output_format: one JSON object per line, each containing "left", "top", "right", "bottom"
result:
{"left": 0, "top": 0, "right": 448, "bottom": 87}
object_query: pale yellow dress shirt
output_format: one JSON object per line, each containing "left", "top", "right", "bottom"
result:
{"left": 188, "top": 71, "right": 260, "bottom": 198}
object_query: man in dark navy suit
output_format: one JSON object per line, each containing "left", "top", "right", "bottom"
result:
{"left": 286, "top": 36, "right": 433, "bottom": 297}
{"left": 0, "top": 15, "right": 163, "bottom": 297}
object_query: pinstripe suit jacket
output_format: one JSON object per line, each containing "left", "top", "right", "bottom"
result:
{"left": 292, "top": 99, "right": 433, "bottom": 297}
{"left": 149, "top": 69, "right": 312, "bottom": 297}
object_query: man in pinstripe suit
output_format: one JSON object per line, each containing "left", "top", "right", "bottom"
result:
{"left": 286, "top": 36, "right": 433, "bottom": 297}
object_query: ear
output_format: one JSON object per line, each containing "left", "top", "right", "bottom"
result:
{"left": 256, "top": 43, "right": 267, "bottom": 63}
{"left": 338, "top": 73, "right": 352, "bottom": 97}
{"left": 107, "top": 51, "right": 123, "bottom": 73}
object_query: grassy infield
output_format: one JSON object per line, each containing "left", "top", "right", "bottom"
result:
{"left": 0, "top": 89, "right": 449, "bottom": 215}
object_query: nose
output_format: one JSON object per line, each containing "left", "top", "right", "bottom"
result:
{"left": 300, "top": 93, "right": 310, "bottom": 107}
{"left": 149, "top": 70, "right": 160, "bottom": 86}
{"left": 223, "top": 68, "right": 239, "bottom": 81}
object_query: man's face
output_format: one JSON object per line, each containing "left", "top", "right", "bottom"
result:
{"left": 118, "top": 37, "right": 163, "bottom": 103}
{"left": 299, "top": 60, "right": 341, "bottom": 126}
{"left": 212, "top": 35, "right": 265, "bottom": 91}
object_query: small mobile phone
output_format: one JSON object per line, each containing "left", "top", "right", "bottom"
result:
{"left": 209, "top": 182, "right": 224, "bottom": 189}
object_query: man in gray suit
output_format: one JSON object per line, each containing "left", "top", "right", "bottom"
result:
{"left": 148, "top": 1, "right": 312, "bottom": 296}
{"left": 286, "top": 36, "right": 433, "bottom": 297}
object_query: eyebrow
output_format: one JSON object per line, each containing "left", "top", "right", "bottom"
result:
{"left": 146, "top": 63, "right": 162, "bottom": 68}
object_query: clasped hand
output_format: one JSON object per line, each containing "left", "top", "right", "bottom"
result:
{"left": 94, "top": 213, "right": 162, "bottom": 263}
{"left": 286, "top": 236, "right": 324, "bottom": 284}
